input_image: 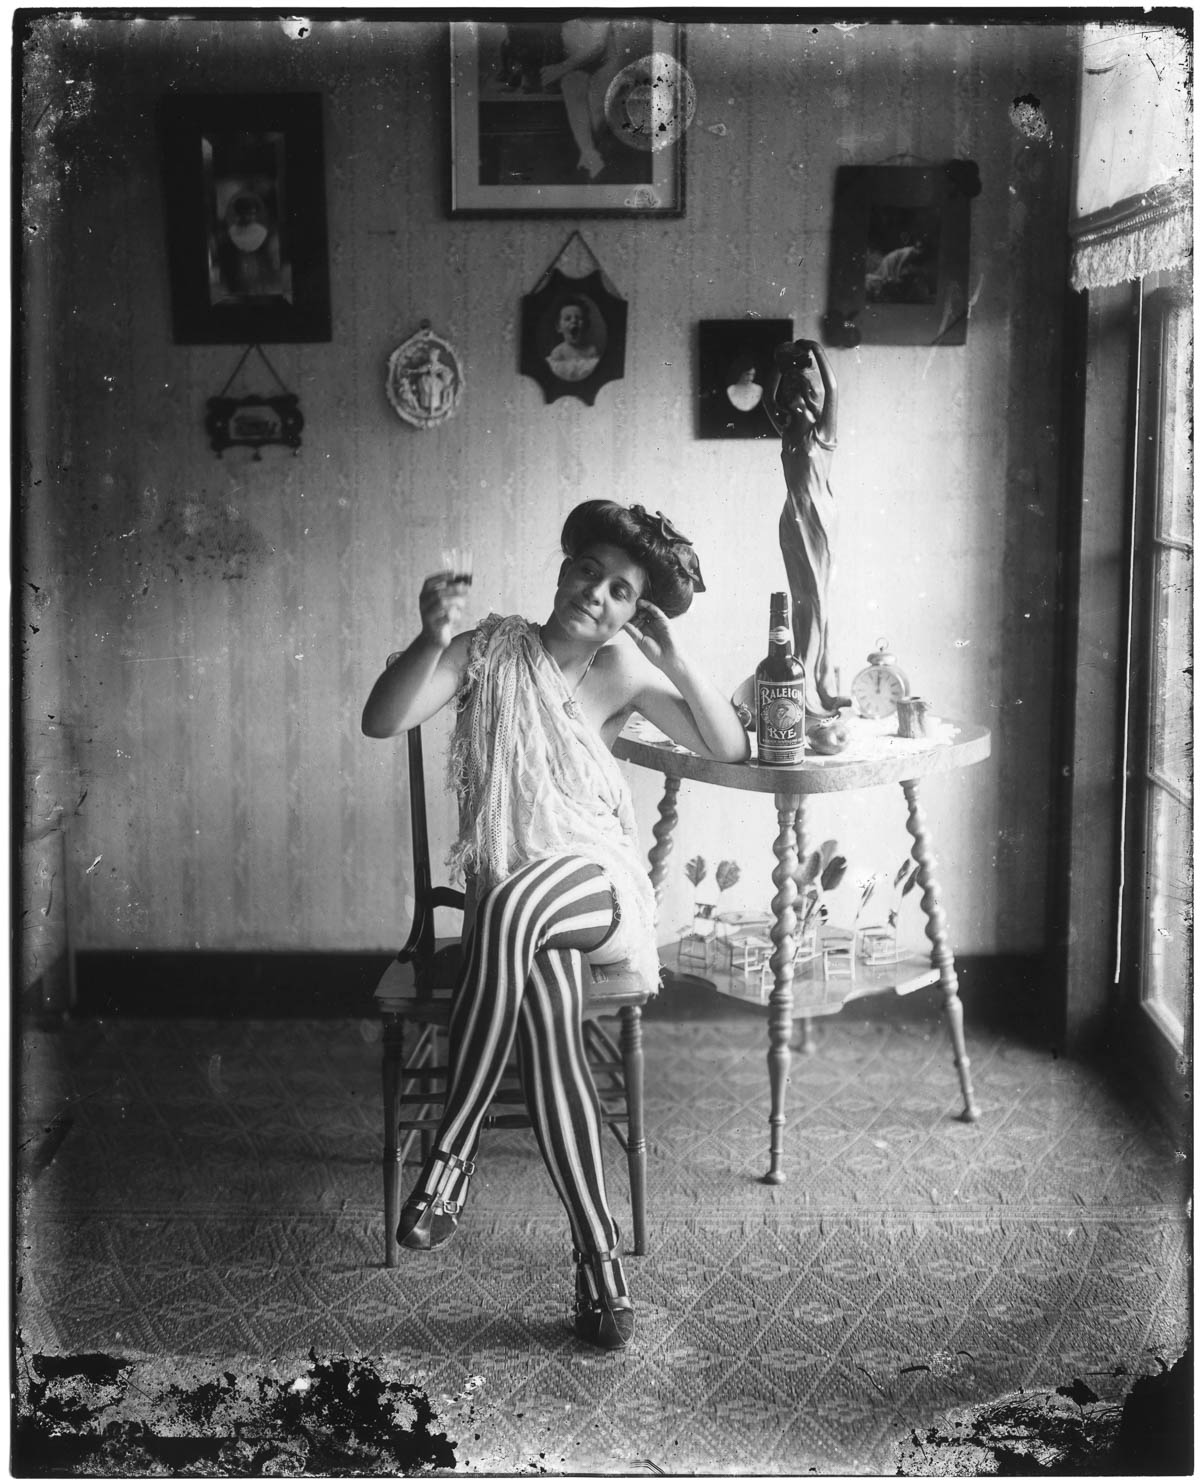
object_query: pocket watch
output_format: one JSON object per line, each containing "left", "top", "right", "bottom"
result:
{"left": 850, "top": 639, "right": 911, "bottom": 718}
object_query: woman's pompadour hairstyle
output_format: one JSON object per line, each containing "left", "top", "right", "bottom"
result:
{"left": 560, "top": 501, "right": 706, "bottom": 619}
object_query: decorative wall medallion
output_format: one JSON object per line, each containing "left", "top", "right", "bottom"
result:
{"left": 385, "top": 325, "right": 464, "bottom": 429}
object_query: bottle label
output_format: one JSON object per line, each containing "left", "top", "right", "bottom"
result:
{"left": 769, "top": 625, "right": 790, "bottom": 646}
{"left": 756, "top": 680, "right": 806, "bottom": 763}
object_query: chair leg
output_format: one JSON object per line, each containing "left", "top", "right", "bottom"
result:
{"left": 381, "top": 1010, "right": 405, "bottom": 1269}
{"left": 619, "top": 1004, "right": 647, "bottom": 1257}
{"left": 418, "top": 1024, "right": 446, "bottom": 1165}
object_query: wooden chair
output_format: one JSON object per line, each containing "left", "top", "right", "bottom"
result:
{"left": 374, "top": 728, "right": 653, "bottom": 1268}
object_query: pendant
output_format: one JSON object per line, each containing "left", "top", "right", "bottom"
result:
{"left": 563, "top": 699, "right": 582, "bottom": 720}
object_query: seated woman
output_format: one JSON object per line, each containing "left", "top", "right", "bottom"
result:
{"left": 539, "top": 19, "right": 623, "bottom": 179}
{"left": 362, "top": 501, "right": 748, "bottom": 1350}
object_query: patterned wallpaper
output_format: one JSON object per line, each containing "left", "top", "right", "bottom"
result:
{"left": 21, "top": 19, "right": 1077, "bottom": 960}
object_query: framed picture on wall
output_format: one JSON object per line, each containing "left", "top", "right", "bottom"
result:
{"left": 697, "top": 319, "right": 793, "bottom": 439}
{"left": 520, "top": 269, "right": 628, "bottom": 406}
{"left": 449, "top": 19, "right": 689, "bottom": 216}
{"left": 823, "top": 162, "right": 980, "bottom": 348}
{"left": 159, "top": 93, "right": 332, "bottom": 344}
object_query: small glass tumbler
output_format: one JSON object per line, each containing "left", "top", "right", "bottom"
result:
{"left": 440, "top": 547, "right": 474, "bottom": 587}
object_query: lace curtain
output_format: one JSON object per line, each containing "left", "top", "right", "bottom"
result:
{"left": 1070, "top": 23, "right": 1192, "bottom": 292}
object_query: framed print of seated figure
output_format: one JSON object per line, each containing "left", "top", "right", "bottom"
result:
{"left": 823, "top": 162, "right": 979, "bottom": 348}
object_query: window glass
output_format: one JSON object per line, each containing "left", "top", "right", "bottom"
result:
{"left": 1149, "top": 542, "right": 1193, "bottom": 795}
{"left": 1144, "top": 786, "right": 1191, "bottom": 1041}
{"left": 1138, "top": 280, "right": 1193, "bottom": 1051}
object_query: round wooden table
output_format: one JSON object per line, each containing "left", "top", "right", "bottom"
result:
{"left": 614, "top": 719, "right": 991, "bottom": 1184}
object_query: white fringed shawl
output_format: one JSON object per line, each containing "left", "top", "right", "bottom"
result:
{"left": 448, "top": 613, "right": 658, "bottom": 987}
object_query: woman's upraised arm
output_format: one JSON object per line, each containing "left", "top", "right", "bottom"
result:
{"left": 621, "top": 601, "right": 749, "bottom": 763}
{"left": 807, "top": 341, "right": 839, "bottom": 445}
{"left": 361, "top": 575, "right": 473, "bottom": 738}
{"left": 763, "top": 361, "right": 790, "bottom": 436}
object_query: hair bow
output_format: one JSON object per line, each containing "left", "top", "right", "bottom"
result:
{"left": 629, "top": 505, "right": 707, "bottom": 592}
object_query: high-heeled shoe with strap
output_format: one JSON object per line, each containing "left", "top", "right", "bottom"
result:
{"left": 398, "top": 1150, "right": 475, "bottom": 1251}
{"left": 573, "top": 1244, "right": 635, "bottom": 1350}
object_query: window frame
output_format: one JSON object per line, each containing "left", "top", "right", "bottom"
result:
{"left": 1120, "top": 274, "right": 1193, "bottom": 1112}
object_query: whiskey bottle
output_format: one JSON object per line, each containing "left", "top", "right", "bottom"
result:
{"left": 756, "top": 592, "right": 806, "bottom": 764}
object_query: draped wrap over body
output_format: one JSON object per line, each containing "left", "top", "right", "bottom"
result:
{"left": 448, "top": 613, "right": 659, "bottom": 989}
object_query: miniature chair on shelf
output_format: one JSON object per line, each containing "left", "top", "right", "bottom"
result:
{"left": 374, "top": 727, "right": 653, "bottom": 1268}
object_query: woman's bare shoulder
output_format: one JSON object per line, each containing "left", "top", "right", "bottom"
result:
{"left": 445, "top": 627, "right": 478, "bottom": 664}
{"left": 588, "top": 638, "right": 642, "bottom": 709}
{"left": 595, "top": 635, "right": 644, "bottom": 683}
{"left": 591, "top": 643, "right": 642, "bottom": 745}
{"left": 430, "top": 628, "right": 480, "bottom": 697}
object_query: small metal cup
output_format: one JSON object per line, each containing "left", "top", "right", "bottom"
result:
{"left": 896, "top": 696, "right": 933, "bottom": 738}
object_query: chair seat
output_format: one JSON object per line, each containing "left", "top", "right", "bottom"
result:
{"left": 374, "top": 943, "right": 652, "bottom": 1018}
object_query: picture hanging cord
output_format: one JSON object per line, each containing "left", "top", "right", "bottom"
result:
{"left": 532, "top": 230, "right": 608, "bottom": 293}
{"left": 217, "top": 344, "right": 294, "bottom": 399}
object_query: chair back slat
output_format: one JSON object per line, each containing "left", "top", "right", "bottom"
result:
{"left": 397, "top": 727, "right": 455, "bottom": 992}
{"left": 407, "top": 729, "right": 434, "bottom": 918}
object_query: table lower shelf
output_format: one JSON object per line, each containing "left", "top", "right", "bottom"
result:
{"left": 663, "top": 946, "right": 939, "bottom": 1018}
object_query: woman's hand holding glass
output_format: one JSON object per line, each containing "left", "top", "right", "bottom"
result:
{"left": 421, "top": 571, "right": 471, "bottom": 651}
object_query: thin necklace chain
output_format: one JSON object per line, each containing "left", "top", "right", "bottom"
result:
{"left": 540, "top": 625, "right": 596, "bottom": 718}
{"left": 565, "top": 649, "right": 596, "bottom": 698}
{"left": 562, "top": 650, "right": 596, "bottom": 718}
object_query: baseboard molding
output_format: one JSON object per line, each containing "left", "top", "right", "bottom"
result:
{"left": 954, "top": 951, "right": 1059, "bottom": 1044}
{"left": 64, "top": 949, "right": 1053, "bottom": 1030}
{"left": 69, "top": 951, "right": 396, "bottom": 1019}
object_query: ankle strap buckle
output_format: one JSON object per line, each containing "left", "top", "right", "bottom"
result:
{"left": 443, "top": 1152, "right": 475, "bottom": 1177}
{"left": 574, "top": 1246, "right": 621, "bottom": 1268}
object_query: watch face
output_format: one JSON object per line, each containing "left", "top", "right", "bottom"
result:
{"left": 851, "top": 665, "right": 906, "bottom": 718}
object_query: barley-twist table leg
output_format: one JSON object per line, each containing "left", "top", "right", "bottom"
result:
{"left": 902, "top": 778, "right": 981, "bottom": 1123}
{"left": 792, "top": 803, "right": 817, "bottom": 1055}
{"left": 763, "top": 791, "right": 802, "bottom": 1183}
{"left": 648, "top": 776, "right": 681, "bottom": 905}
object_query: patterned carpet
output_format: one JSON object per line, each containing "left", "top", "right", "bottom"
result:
{"left": 15, "top": 991, "right": 1191, "bottom": 1475}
